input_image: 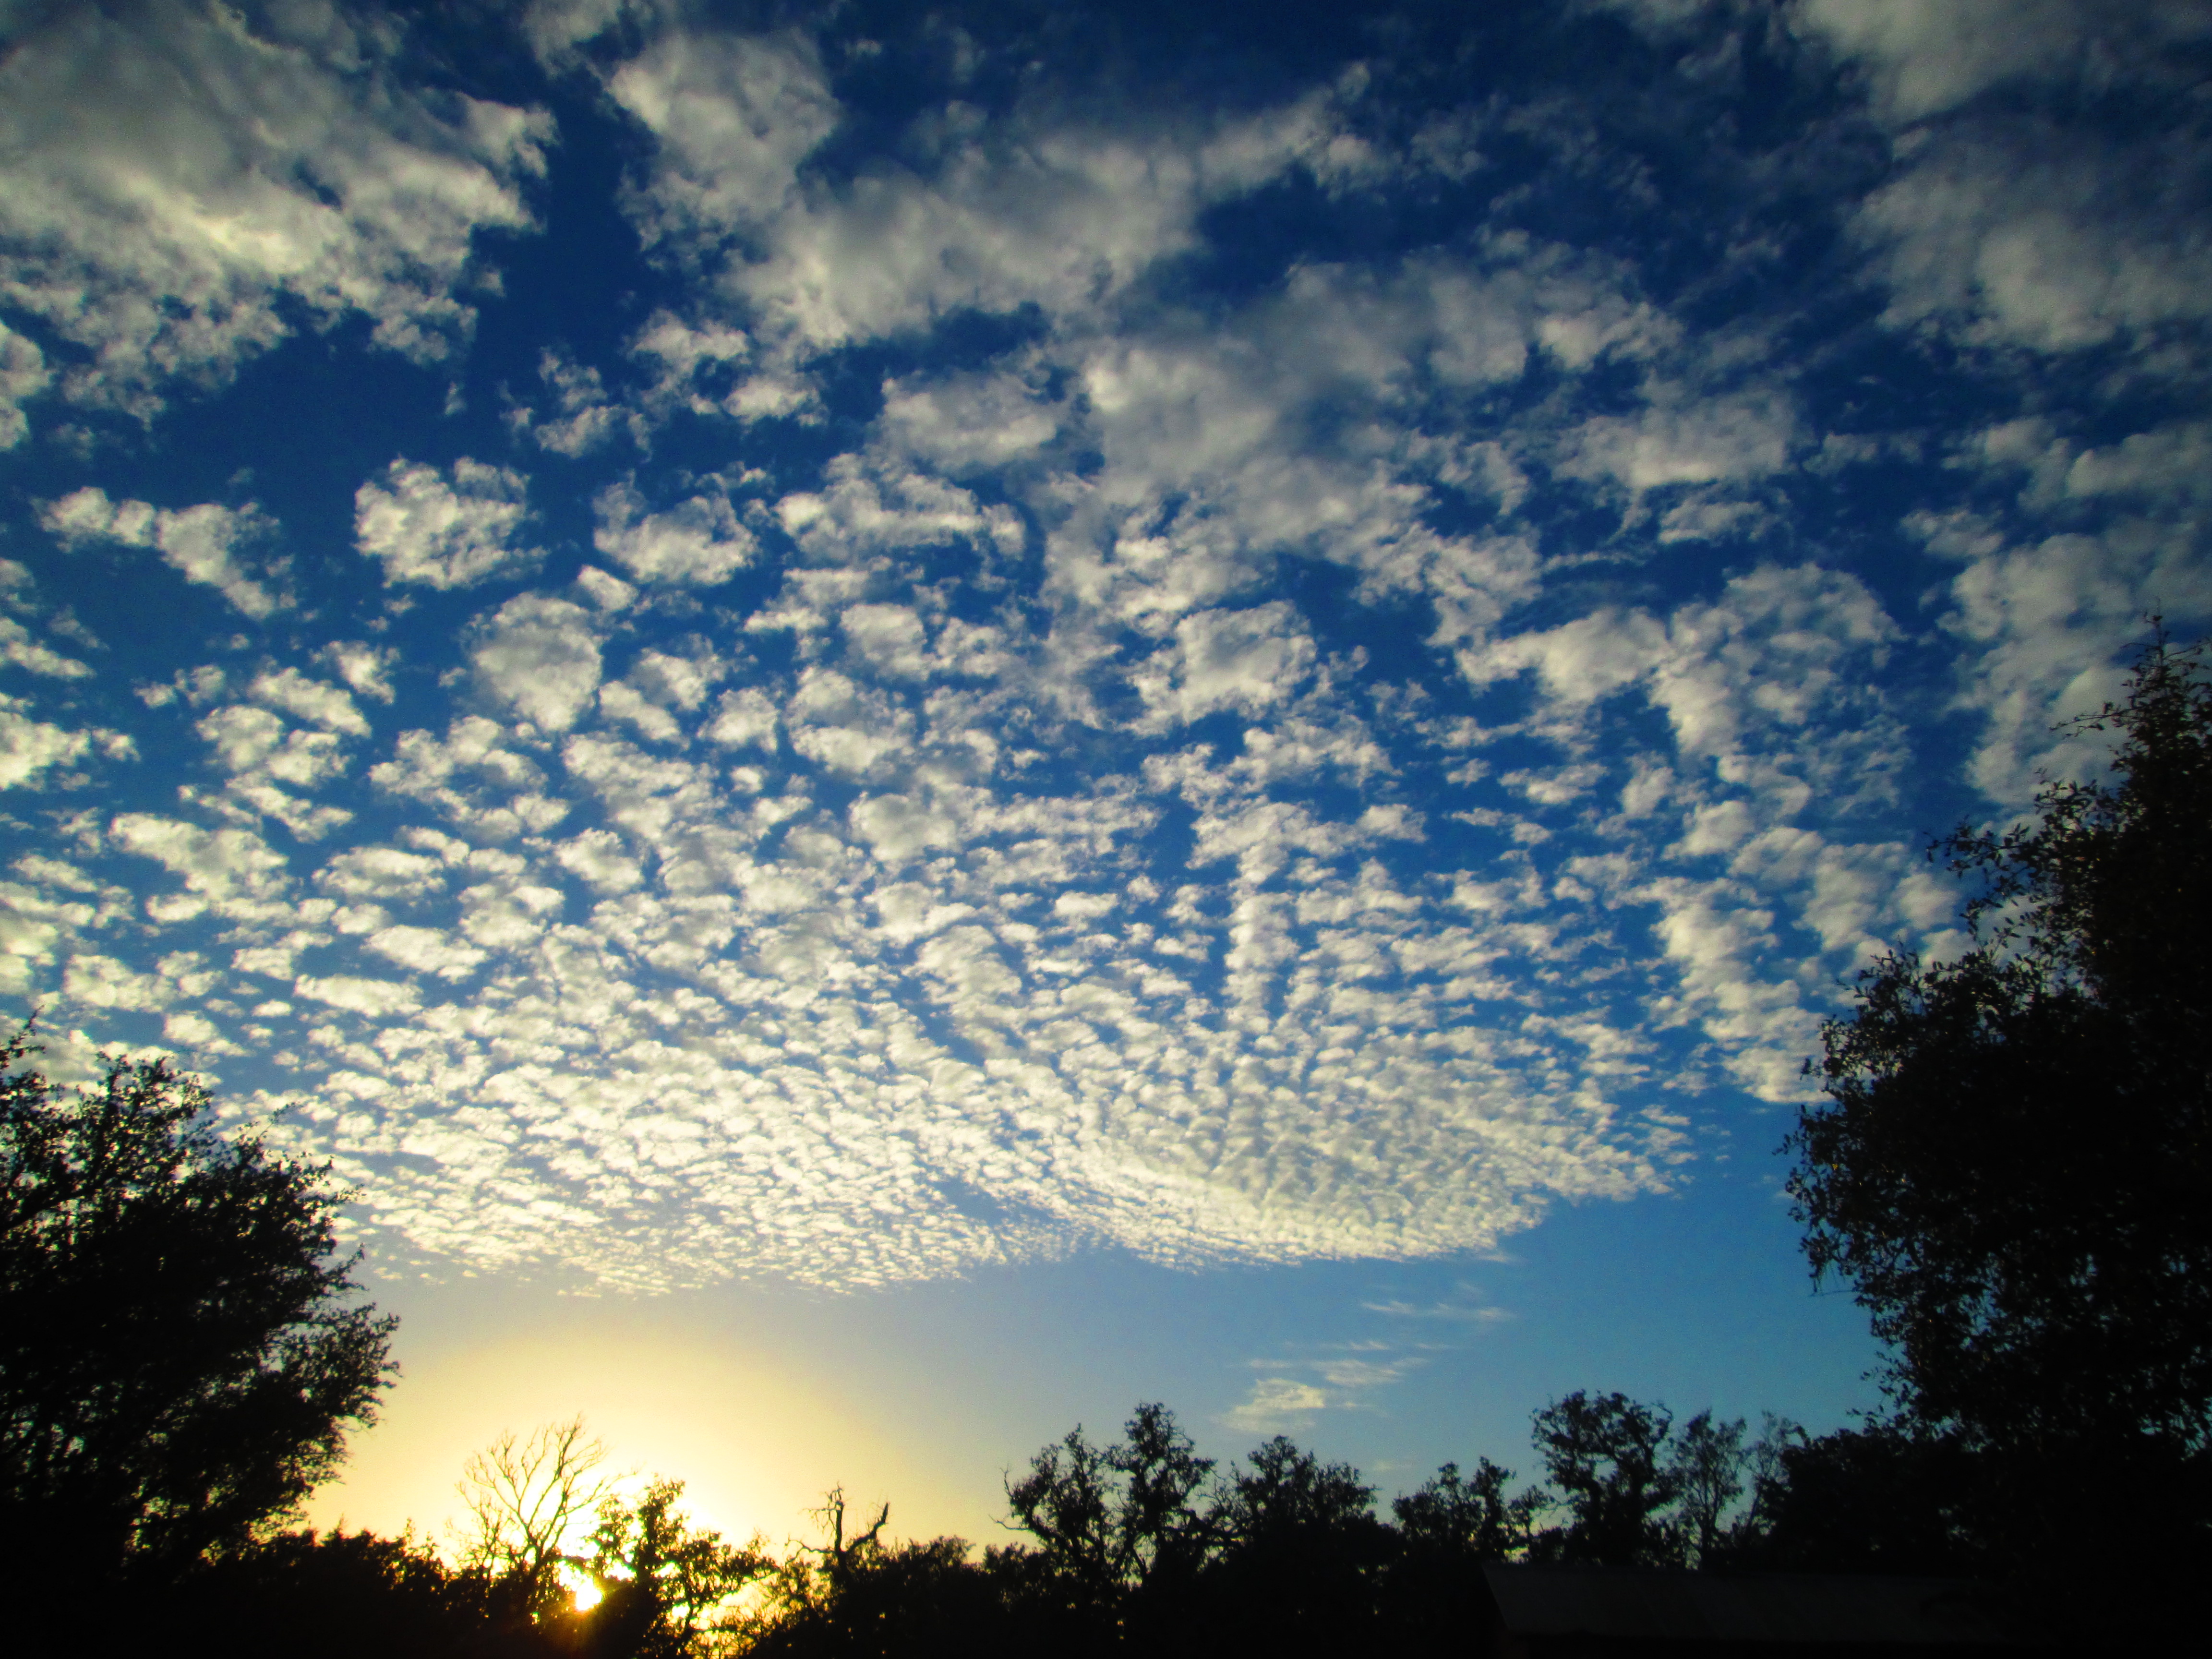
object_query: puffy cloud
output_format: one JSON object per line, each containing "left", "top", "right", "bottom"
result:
{"left": 18, "top": 6, "right": 2170, "bottom": 1302}
{"left": 702, "top": 687, "right": 779, "bottom": 751}
{"left": 40, "top": 488, "right": 287, "bottom": 617}
{"left": 1857, "top": 133, "right": 2212, "bottom": 354}
{"left": 195, "top": 702, "right": 354, "bottom": 839}
{"left": 317, "top": 844, "right": 451, "bottom": 900}
{"left": 1923, "top": 514, "right": 2212, "bottom": 802}
{"left": 1791, "top": 0, "right": 2212, "bottom": 123}
{"left": 879, "top": 372, "right": 1062, "bottom": 472}
{"left": 1556, "top": 391, "right": 1795, "bottom": 493}
{"left": 1223, "top": 1377, "right": 1330, "bottom": 1433}
{"left": 0, "top": 617, "right": 91, "bottom": 681}
{"left": 515, "top": 348, "right": 622, "bottom": 456}
{"left": 0, "top": 1, "right": 548, "bottom": 415}
{"left": 0, "top": 322, "right": 48, "bottom": 446}
{"left": 320, "top": 642, "right": 398, "bottom": 702}
{"left": 777, "top": 454, "right": 1024, "bottom": 563}
{"left": 469, "top": 595, "right": 603, "bottom": 733}
{"left": 1132, "top": 604, "right": 1318, "bottom": 729}
{"left": 249, "top": 669, "right": 369, "bottom": 736}
{"left": 0, "top": 706, "right": 94, "bottom": 789}
{"left": 553, "top": 828, "right": 645, "bottom": 894}
{"left": 355, "top": 459, "right": 536, "bottom": 590}
{"left": 365, "top": 924, "right": 488, "bottom": 981}
{"left": 369, "top": 716, "right": 569, "bottom": 841}
{"left": 294, "top": 973, "right": 423, "bottom": 1017}
{"left": 607, "top": 29, "right": 841, "bottom": 252}
{"left": 593, "top": 482, "right": 756, "bottom": 585}
{"left": 107, "top": 814, "right": 290, "bottom": 923}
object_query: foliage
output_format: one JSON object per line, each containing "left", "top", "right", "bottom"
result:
{"left": 1390, "top": 1456, "right": 1541, "bottom": 1562}
{"left": 0, "top": 1034, "right": 394, "bottom": 1604}
{"left": 741, "top": 1488, "right": 1010, "bottom": 1659}
{"left": 1790, "top": 636, "right": 2212, "bottom": 1564}
{"left": 579, "top": 1477, "right": 770, "bottom": 1659}
{"left": 1733, "top": 1425, "right": 1984, "bottom": 1576}
{"left": 166, "top": 1527, "right": 540, "bottom": 1659}
{"left": 1667, "top": 1410, "right": 1747, "bottom": 1567}
{"left": 1526, "top": 1391, "right": 1681, "bottom": 1566}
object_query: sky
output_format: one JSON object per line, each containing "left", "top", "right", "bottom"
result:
{"left": 2, "top": 0, "right": 2208, "bottom": 1551}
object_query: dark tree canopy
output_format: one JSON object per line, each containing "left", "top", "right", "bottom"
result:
{"left": 0, "top": 1034, "right": 395, "bottom": 1603}
{"left": 1526, "top": 1391, "right": 1680, "bottom": 1567}
{"left": 1790, "top": 637, "right": 2212, "bottom": 1565}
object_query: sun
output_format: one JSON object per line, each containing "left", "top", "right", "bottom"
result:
{"left": 557, "top": 1561, "right": 603, "bottom": 1613}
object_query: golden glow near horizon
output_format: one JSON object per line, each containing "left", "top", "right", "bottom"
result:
{"left": 304, "top": 1301, "right": 988, "bottom": 1557}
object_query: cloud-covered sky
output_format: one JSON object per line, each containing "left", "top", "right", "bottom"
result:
{"left": 3, "top": 0, "right": 2207, "bottom": 1523}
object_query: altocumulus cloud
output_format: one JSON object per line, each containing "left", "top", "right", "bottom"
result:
{"left": 0, "top": 0, "right": 2205, "bottom": 1291}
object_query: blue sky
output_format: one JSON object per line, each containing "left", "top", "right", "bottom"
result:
{"left": 2, "top": 0, "right": 2208, "bottom": 1544}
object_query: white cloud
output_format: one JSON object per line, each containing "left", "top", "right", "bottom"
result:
{"left": 554, "top": 828, "right": 645, "bottom": 894}
{"left": 1223, "top": 1377, "right": 1331, "bottom": 1434}
{"left": 607, "top": 29, "right": 841, "bottom": 252}
{"left": 40, "top": 488, "right": 288, "bottom": 617}
{"left": 250, "top": 669, "right": 369, "bottom": 736}
{"left": 878, "top": 371, "right": 1062, "bottom": 472}
{"left": 1923, "top": 513, "right": 2212, "bottom": 801}
{"left": 1132, "top": 604, "right": 1318, "bottom": 729}
{"left": 355, "top": 459, "right": 536, "bottom": 590}
{"left": 365, "top": 924, "right": 488, "bottom": 981}
{"left": 593, "top": 482, "right": 756, "bottom": 585}
{"left": 469, "top": 594, "right": 604, "bottom": 733}
{"left": 0, "top": 617, "right": 91, "bottom": 680}
{"left": 0, "top": 709, "right": 93, "bottom": 790}
{"left": 702, "top": 687, "right": 779, "bottom": 751}
{"left": 319, "top": 642, "right": 398, "bottom": 703}
{"left": 318, "top": 845, "right": 451, "bottom": 901}
{"left": 369, "top": 716, "right": 570, "bottom": 841}
{"left": 1857, "top": 135, "right": 2212, "bottom": 354}
{"left": 1557, "top": 391, "right": 1794, "bottom": 493}
{"left": 107, "top": 813, "right": 290, "bottom": 923}
{"left": 0, "top": 1, "right": 548, "bottom": 415}
{"left": 517, "top": 347, "right": 622, "bottom": 456}
{"left": 294, "top": 973, "right": 424, "bottom": 1017}
{"left": 777, "top": 454, "right": 1024, "bottom": 563}
{"left": 1790, "top": 0, "right": 2212, "bottom": 123}
{"left": 0, "top": 322, "right": 49, "bottom": 446}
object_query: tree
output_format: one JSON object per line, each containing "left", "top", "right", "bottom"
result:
{"left": 1665, "top": 1410, "right": 1745, "bottom": 1568}
{"left": 1204, "top": 1437, "right": 1389, "bottom": 1655}
{"left": 0, "top": 1034, "right": 395, "bottom": 1608}
{"left": 745, "top": 1490, "right": 1010, "bottom": 1659}
{"left": 1527, "top": 1392, "right": 1680, "bottom": 1566}
{"left": 1790, "top": 636, "right": 2212, "bottom": 1567}
{"left": 1105, "top": 1401, "right": 1214, "bottom": 1592}
{"left": 579, "top": 1477, "right": 769, "bottom": 1659}
{"left": 456, "top": 1416, "right": 616, "bottom": 1623}
{"left": 1390, "top": 1457, "right": 1541, "bottom": 1563}
{"left": 1004, "top": 1425, "right": 1118, "bottom": 1617}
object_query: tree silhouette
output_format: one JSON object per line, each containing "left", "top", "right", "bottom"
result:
{"left": 578, "top": 1477, "right": 769, "bottom": 1658}
{"left": 1791, "top": 635, "right": 2212, "bottom": 1572}
{"left": 1666, "top": 1410, "right": 1747, "bottom": 1567}
{"left": 0, "top": 1034, "right": 394, "bottom": 1626}
{"left": 1391, "top": 1457, "right": 1542, "bottom": 1563}
{"left": 456, "top": 1416, "right": 616, "bottom": 1624}
{"left": 1204, "top": 1437, "right": 1389, "bottom": 1656}
{"left": 1527, "top": 1391, "right": 1680, "bottom": 1566}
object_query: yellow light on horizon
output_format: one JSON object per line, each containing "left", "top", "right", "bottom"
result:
{"left": 303, "top": 1302, "right": 986, "bottom": 1552}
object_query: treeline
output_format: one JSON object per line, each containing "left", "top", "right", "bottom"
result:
{"left": 122, "top": 1389, "right": 1994, "bottom": 1659}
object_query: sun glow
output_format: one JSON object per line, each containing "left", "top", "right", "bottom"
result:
{"left": 558, "top": 1562, "right": 602, "bottom": 1613}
